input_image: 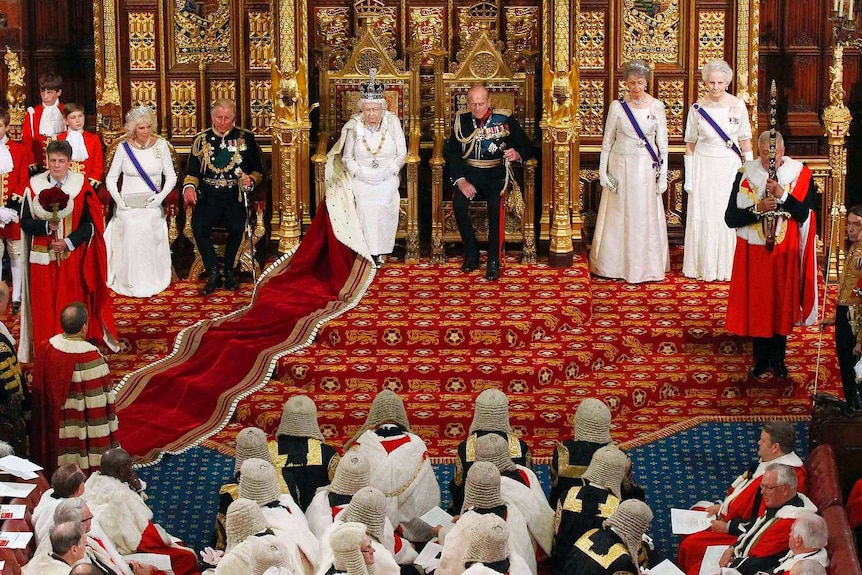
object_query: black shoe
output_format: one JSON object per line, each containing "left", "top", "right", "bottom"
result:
{"left": 11, "top": 301, "right": 20, "bottom": 315}
{"left": 462, "top": 257, "right": 479, "bottom": 272}
{"left": 748, "top": 362, "right": 769, "bottom": 378}
{"left": 202, "top": 269, "right": 223, "bottom": 295}
{"left": 224, "top": 268, "right": 238, "bottom": 291}
{"left": 485, "top": 261, "right": 500, "bottom": 281}
{"left": 771, "top": 361, "right": 788, "bottom": 378}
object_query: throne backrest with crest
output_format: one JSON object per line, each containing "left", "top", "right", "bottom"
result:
{"left": 429, "top": 0, "right": 538, "bottom": 264}
{"left": 312, "top": 0, "right": 421, "bottom": 262}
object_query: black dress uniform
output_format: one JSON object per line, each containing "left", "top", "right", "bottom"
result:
{"left": 444, "top": 108, "right": 534, "bottom": 278}
{"left": 273, "top": 435, "right": 340, "bottom": 512}
{"left": 561, "top": 528, "right": 639, "bottom": 575}
{"left": 449, "top": 430, "right": 531, "bottom": 513}
{"left": 549, "top": 438, "right": 609, "bottom": 507}
{"left": 184, "top": 125, "right": 265, "bottom": 292}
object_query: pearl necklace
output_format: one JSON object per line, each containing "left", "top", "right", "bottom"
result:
{"left": 629, "top": 95, "right": 649, "bottom": 106}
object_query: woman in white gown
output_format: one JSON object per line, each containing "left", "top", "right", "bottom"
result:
{"left": 682, "top": 59, "right": 754, "bottom": 281}
{"left": 104, "top": 106, "right": 177, "bottom": 297}
{"left": 590, "top": 59, "right": 669, "bottom": 283}
{"left": 325, "top": 69, "right": 407, "bottom": 267}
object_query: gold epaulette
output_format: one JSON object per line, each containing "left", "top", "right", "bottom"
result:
{"left": 456, "top": 109, "right": 473, "bottom": 118}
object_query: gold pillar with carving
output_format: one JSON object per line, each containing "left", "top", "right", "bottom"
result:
{"left": 823, "top": 43, "right": 852, "bottom": 281}
{"left": 2, "top": 48, "right": 26, "bottom": 139}
{"left": 540, "top": 0, "right": 579, "bottom": 267}
{"left": 272, "top": 58, "right": 314, "bottom": 253}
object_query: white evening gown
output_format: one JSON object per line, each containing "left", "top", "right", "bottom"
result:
{"left": 104, "top": 138, "right": 177, "bottom": 297}
{"left": 341, "top": 111, "right": 407, "bottom": 255}
{"left": 590, "top": 99, "right": 669, "bottom": 283}
{"left": 682, "top": 98, "right": 752, "bottom": 281}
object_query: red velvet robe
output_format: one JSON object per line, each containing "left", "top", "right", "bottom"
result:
{"left": 58, "top": 129, "right": 106, "bottom": 190}
{"left": 22, "top": 102, "right": 65, "bottom": 171}
{"left": 0, "top": 139, "right": 30, "bottom": 240}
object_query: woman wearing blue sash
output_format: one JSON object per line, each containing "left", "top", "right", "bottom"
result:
{"left": 104, "top": 106, "right": 177, "bottom": 297}
{"left": 590, "top": 59, "right": 669, "bottom": 283}
{"left": 682, "top": 60, "right": 753, "bottom": 281}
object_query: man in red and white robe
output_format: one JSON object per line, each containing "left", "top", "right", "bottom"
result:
{"left": 57, "top": 102, "right": 106, "bottom": 202}
{"left": 677, "top": 422, "right": 807, "bottom": 574}
{"left": 725, "top": 130, "right": 818, "bottom": 378}
{"left": 0, "top": 110, "right": 31, "bottom": 313}
{"left": 18, "top": 139, "right": 118, "bottom": 363}
{"left": 30, "top": 302, "right": 119, "bottom": 474}
{"left": 85, "top": 448, "right": 201, "bottom": 575}
{"left": 715, "top": 464, "right": 817, "bottom": 575}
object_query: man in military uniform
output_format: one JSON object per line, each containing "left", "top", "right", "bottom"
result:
{"left": 444, "top": 85, "right": 534, "bottom": 281}
{"left": 183, "top": 99, "right": 265, "bottom": 295}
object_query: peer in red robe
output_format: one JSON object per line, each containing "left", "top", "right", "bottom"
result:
{"left": 57, "top": 102, "right": 107, "bottom": 205}
{"left": 724, "top": 131, "right": 818, "bottom": 378}
{"left": 0, "top": 113, "right": 31, "bottom": 310}
{"left": 22, "top": 73, "right": 65, "bottom": 173}
{"left": 17, "top": 140, "right": 118, "bottom": 364}
{"left": 31, "top": 314, "right": 119, "bottom": 474}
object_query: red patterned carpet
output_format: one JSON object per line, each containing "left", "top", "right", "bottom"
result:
{"left": 4, "top": 249, "right": 842, "bottom": 464}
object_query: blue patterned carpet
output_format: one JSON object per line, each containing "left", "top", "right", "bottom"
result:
{"left": 137, "top": 420, "right": 808, "bottom": 560}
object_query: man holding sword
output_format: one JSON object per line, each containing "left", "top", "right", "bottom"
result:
{"left": 183, "top": 98, "right": 265, "bottom": 295}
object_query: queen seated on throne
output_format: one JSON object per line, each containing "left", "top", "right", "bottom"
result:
{"left": 324, "top": 69, "right": 407, "bottom": 268}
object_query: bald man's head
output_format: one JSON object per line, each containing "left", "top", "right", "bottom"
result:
{"left": 100, "top": 447, "right": 132, "bottom": 478}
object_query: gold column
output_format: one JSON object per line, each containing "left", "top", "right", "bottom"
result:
{"left": 429, "top": 47, "right": 448, "bottom": 264}
{"left": 272, "top": 58, "right": 314, "bottom": 253}
{"left": 540, "top": 0, "right": 579, "bottom": 267}
{"left": 823, "top": 43, "right": 852, "bottom": 281}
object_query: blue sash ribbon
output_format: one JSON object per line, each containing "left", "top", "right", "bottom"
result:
{"left": 619, "top": 98, "right": 661, "bottom": 182}
{"left": 122, "top": 141, "right": 160, "bottom": 194}
{"left": 692, "top": 103, "right": 742, "bottom": 158}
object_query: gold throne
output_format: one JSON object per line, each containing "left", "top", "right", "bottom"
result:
{"left": 429, "top": 1, "right": 538, "bottom": 264}
{"left": 310, "top": 0, "right": 421, "bottom": 262}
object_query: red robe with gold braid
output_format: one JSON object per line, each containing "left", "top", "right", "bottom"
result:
{"left": 725, "top": 158, "right": 818, "bottom": 337}
{"left": 58, "top": 129, "right": 106, "bottom": 191}
{"left": 22, "top": 102, "right": 65, "bottom": 172}
{"left": 676, "top": 452, "right": 807, "bottom": 574}
{"left": 31, "top": 334, "right": 119, "bottom": 473}
{"left": 20, "top": 171, "right": 117, "bottom": 362}
{"left": 0, "top": 139, "right": 30, "bottom": 240}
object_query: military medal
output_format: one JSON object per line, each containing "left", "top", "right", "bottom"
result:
{"left": 488, "top": 143, "right": 498, "bottom": 154}
{"left": 372, "top": 159, "right": 379, "bottom": 169}
{"left": 219, "top": 139, "right": 227, "bottom": 150}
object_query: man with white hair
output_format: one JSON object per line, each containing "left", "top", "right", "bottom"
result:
{"left": 713, "top": 463, "right": 818, "bottom": 575}
{"left": 306, "top": 453, "right": 371, "bottom": 539}
{"left": 788, "top": 559, "right": 827, "bottom": 575}
{"left": 450, "top": 389, "right": 532, "bottom": 513}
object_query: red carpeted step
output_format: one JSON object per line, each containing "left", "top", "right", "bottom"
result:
{"left": 311, "top": 257, "right": 593, "bottom": 351}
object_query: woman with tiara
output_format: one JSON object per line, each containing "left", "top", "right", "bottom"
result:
{"left": 104, "top": 106, "right": 177, "bottom": 297}
{"left": 590, "top": 59, "right": 669, "bottom": 284}
{"left": 325, "top": 68, "right": 407, "bottom": 267}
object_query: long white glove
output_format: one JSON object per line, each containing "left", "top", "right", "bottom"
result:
{"left": 147, "top": 187, "right": 172, "bottom": 208}
{"left": 599, "top": 151, "right": 616, "bottom": 192}
{"left": 743, "top": 150, "right": 754, "bottom": 161}
{"left": 683, "top": 155, "right": 693, "bottom": 193}
{"left": 658, "top": 163, "right": 668, "bottom": 195}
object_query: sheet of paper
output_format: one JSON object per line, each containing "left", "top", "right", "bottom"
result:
{"left": 0, "top": 481, "right": 36, "bottom": 498}
{"left": 0, "top": 504, "right": 26, "bottom": 520}
{"left": 0, "top": 560, "right": 5, "bottom": 570}
{"left": 420, "top": 506, "right": 454, "bottom": 528}
{"left": 124, "top": 552, "right": 173, "bottom": 571}
{"left": 0, "top": 455, "right": 41, "bottom": 480}
{"left": 414, "top": 541, "right": 444, "bottom": 572}
{"left": 671, "top": 508, "right": 712, "bottom": 535}
{"left": 646, "top": 559, "right": 686, "bottom": 575}
{"left": 699, "top": 545, "right": 728, "bottom": 575}
{"left": 0, "top": 531, "right": 34, "bottom": 549}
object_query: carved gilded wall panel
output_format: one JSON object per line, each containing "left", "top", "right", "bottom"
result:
{"left": 409, "top": 7, "right": 446, "bottom": 67}
{"left": 657, "top": 79, "right": 684, "bottom": 137}
{"left": 170, "top": 80, "right": 199, "bottom": 138}
{"left": 697, "top": 11, "right": 726, "bottom": 68}
{"left": 128, "top": 12, "right": 156, "bottom": 71}
{"left": 578, "top": 80, "right": 605, "bottom": 136}
{"left": 173, "top": 0, "right": 233, "bottom": 65}
{"left": 249, "top": 80, "right": 273, "bottom": 136}
{"left": 248, "top": 11, "right": 274, "bottom": 70}
{"left": 367, "top": 8, "right": 399, "bottom": 53}
{"left": 577, "top": 11, "right": 605, "bottom": 69}
{"left": 622, "top": 0, "right": 681, "bottom": 65}
{"left": 504, "top": 6, "right": 539, "bottom": 70}
{"left": 130, "top": 81, "right": 158, "bottom": 109}
{"left": 316, "top": 7, "right": 352, "bottom": 69}
{"left": 209, "top": 80, "right": 237, "bottom": 103}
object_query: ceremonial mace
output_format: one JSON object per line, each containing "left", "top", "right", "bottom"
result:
{"left": 237, "top": 168, "right": 258, "bottom": 284}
